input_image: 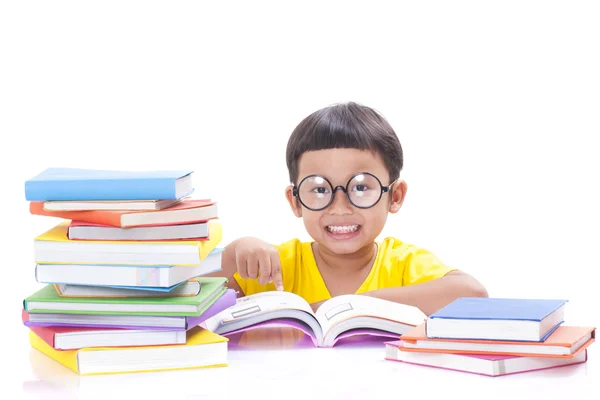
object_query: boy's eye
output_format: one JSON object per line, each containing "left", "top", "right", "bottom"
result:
{"left": 310, "top": 187, "right": 330, "bottom": 196}
{"left": 352, "top": 184, "right": 369, "bottom": 192}
{"left": 350, "top": 184, "right": 370, "bottom": 198}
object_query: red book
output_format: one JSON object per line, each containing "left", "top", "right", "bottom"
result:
{"left": 30, "top": 199, "right": 217, "bottom": 228}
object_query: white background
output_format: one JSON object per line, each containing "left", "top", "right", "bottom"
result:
{"left": 1, "top": 1, "right": 599, "bottom": 398}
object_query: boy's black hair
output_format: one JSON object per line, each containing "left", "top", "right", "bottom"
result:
{"left": 286, "top": 102, "right": 403, "bottom": 184}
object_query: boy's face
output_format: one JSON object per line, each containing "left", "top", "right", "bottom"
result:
{"left": 285, "top": 148, "right": 407, "bottom": 255}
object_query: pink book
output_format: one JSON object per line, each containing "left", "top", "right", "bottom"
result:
{"left": 384, "top": 340, "right": 588, "bottom": 377}
{"left": 27, "top": 325, "right": 187, "bottom": 350}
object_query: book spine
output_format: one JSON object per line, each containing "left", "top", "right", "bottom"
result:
{"left": 21, "top": 309, "right": 29, "bottom": 323}
{"left": 28, "top": 326, "right": 56, "bottom": 348}
{"left": 74, "top": 213, "right": 124, "bottom": 227}
{"left": 25, "top": 178, "right": 177, "bottom": 201}
{"left": 30, "top": 202, "right": 125, "bottom": 227}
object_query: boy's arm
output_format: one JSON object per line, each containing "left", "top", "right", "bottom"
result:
{"left": 361, "top": 270, "right": 488, "bottom": 316}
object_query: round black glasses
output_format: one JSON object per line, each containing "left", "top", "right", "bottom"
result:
{"left": 292, "top": 172, "right": 394, "bottom": 211}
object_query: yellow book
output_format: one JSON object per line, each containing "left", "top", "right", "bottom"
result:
{"left": 29, "top": 326, "right": 228, "bottom": 375}
{"left": 34, "top": 220, "right": 222, "bottom": 266}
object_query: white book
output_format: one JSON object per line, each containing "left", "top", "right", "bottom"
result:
{"left": 35, "top": 249, "right": 222, "bottom": 287}
{"left": 43, "top": 198, "right": 183, "bottom": 211}
{"left": 67, "top": 221, "right": 210, "bottom": 241}
{"left": 34, "top": 220, "right": 221, "bottom": 266}
{"left": 204, "top": 291, "right": 426, "bottom": 347}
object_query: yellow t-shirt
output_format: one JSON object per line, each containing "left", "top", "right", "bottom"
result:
{"left": 233, "top": 238, "right": 456, "bottom": 305}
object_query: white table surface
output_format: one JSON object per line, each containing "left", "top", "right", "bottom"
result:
{"left": 15, "top": 325, "right": 598, "bottom": 400}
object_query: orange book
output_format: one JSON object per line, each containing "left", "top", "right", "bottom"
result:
{"left": 30, "top": 199, "right": 217, "bottom": 228}
{"left": 399, "top": 323, "right": 595, "bottom": 358}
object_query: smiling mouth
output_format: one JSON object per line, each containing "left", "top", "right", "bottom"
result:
{"left": 326, "top": 224, "right": 360, "bottom": 234}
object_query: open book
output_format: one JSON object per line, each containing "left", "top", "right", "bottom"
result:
{"left": 203, "top": 291, "right": 427, "bottom": 347}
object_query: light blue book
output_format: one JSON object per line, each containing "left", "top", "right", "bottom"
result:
{"left": 25, "top": 168, "right": 194, "bottom": 201}
{"left": 60, "top": 279, "right": 190, "bottom": 293}
{"left": 53, "top": 280, "right": 203, "bottom": 298}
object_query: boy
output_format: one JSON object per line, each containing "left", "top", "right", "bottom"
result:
{"left": 217, "top": 102, "right": 487, "bottom": 315}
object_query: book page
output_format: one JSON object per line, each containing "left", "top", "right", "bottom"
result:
{"left": 216, "top": 291, "right": 315, "bottom": 324}
{"left": 314, "top": 295, "right": 427, "bottom": 336}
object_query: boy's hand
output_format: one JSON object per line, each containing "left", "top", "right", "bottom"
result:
{"left": 234, "top": 237, "right": 284, "bottom": 291}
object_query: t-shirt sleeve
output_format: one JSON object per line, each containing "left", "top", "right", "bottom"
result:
{"left": 233, "top": 239, "right": 298, "bottom": 296}
{"left": 401, "top": 246, "right": 457, "bottom": 286}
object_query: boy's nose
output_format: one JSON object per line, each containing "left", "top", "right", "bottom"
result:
{"left": 328, "top": 187, "right": 353, "bottom": 215}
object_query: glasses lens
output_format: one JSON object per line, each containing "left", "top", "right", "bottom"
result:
{"left": 297, "top": 175, "right": 332, "bottom": 210}
{"left": 347, "top": 173, "right": 382, "bottom": 208}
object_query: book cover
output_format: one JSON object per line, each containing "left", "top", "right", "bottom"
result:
{"left": 429, "top": 298, "right": 568, "bottom": 321}
{"left": 25, "top": 168, "right": 194, "bottom": 201}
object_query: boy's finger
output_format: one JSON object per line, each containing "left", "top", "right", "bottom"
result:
{"left": 258, "top": 253, "right": 271, "bottom": 285}
{"left": 246, "top": 254, "right": 259, "bottom": 279}
{"left": 270, "top": 252, "right": 284, "bottom": 291}
{"left": 235, "top": 252, "right": 249, "bottom": 279}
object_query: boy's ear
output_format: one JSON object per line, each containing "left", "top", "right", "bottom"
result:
{"left": 285, "top": 185, "right": 303, "bottom": 218}
{"left": 389, "top": 180, "right": 407, "bottom": 214}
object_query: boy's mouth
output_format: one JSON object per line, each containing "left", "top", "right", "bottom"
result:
{"left": 326, "top": 224, "right": 360, "bottom": 233}
{"left": 325, "top": 224, "right": 361, "bottom": 239}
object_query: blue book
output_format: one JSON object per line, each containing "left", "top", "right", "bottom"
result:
{"left": 426, "top": 297, "right": 568, "bottom": 342}
{"left": 25, "top": 168, "right": 194, "bottom": 201}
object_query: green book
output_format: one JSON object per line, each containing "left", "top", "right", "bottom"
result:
{"left": 23, "top": 277, "right": 228, "bottom": 317}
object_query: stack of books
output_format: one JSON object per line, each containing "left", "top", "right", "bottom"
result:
{"left": 385, "top": 298, "right": 596, "bottom": 377}
{"left": 22, "top": 168, "right": 236, "bottom": 375}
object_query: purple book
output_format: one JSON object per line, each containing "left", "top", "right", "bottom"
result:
{"left": 22, "top": 289, "right": 236, "bottom": 331}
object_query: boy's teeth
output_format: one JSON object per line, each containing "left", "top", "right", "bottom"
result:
{"left": 327, "top": 225, "right": 359, "bottom": 233}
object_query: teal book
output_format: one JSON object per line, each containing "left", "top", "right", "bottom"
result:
{"left": 25, "top": 168, "right": 194, "bottom": 201}
{"left": 23, "top": 277, "right": 228, "bottom": 317}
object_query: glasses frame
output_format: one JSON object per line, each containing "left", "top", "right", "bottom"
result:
{"left": 292, "top": 172, "right": 395, "bottom": 211}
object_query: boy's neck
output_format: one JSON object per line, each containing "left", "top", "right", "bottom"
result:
{"left": 312, "top": 242, "right": 377, "bottom": 273}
